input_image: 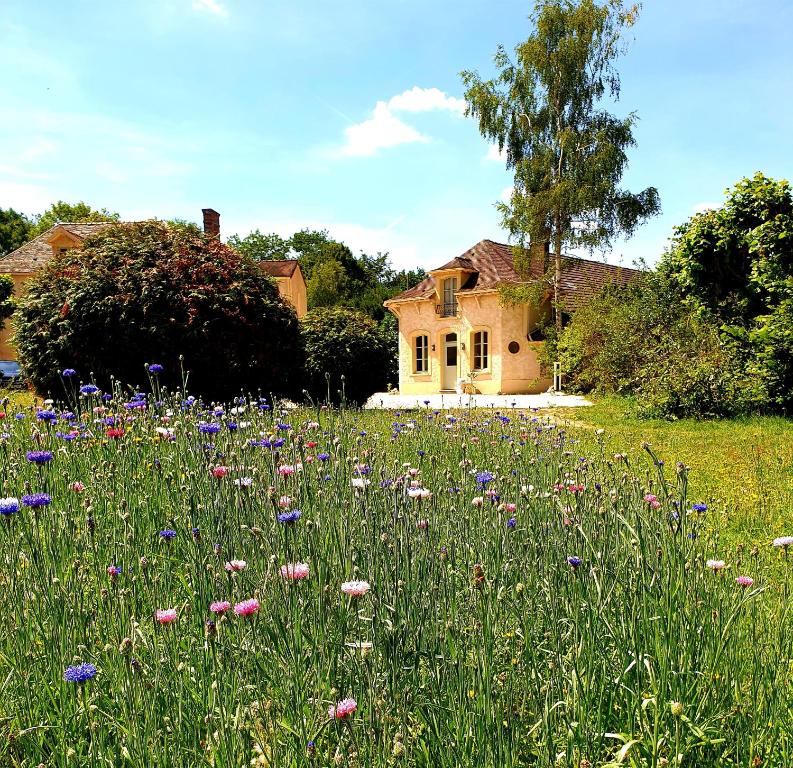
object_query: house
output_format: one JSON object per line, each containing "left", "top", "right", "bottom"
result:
{"left": 383, "top": 239, "right": 640, "bottom": 395}
{"left": 0, "top": 209, "right": 308, "bottom": 361}
{"left": 259, "top": 259, "right": 307, "bottom": 319}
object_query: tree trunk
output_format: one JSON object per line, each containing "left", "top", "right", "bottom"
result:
{"left": 553, "top": 222, "right": 563, "bottom": 331}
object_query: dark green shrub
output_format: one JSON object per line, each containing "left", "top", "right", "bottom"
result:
{"left": 14, "top": 221, "right": 303, "bottom": 400}
{"left": 301, "top": 307, "right": 391, "bottom": 404}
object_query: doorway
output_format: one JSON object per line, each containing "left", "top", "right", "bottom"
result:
{"left": 442, "top": 332, "right": 458, "bottom": 390}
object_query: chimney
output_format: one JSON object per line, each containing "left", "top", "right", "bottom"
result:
{"left": 202, "top": 208, "right": 220, "bottom": 238}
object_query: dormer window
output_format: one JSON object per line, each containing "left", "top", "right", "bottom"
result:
{"left": 440, "top": 277, "right": 457, "bottom": 317}
{"left": 58, "top": 247, "right": 70, "bottom": 256}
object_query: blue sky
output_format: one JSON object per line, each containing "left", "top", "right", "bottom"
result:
{"left": 1, "top": 0, "right": 792, "bottom": 270}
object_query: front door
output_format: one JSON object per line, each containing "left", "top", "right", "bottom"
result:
{"left": 442, "top": 332, "right": 457, "bottom": 390}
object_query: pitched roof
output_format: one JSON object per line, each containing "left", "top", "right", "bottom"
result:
{"left": 259, "top": 259, "right": 300, "bottom": 278}
{"left": 385, "top": 239, "right": 641, "bottom": 311}
{"left": 0, "top": 222, "right": 115, "bottom": 274}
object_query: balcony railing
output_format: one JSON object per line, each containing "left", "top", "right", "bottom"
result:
{"left": 435, "top": 302, "right": 458, "bottom": 317}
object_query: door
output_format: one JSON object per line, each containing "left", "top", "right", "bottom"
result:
{"left": 442, "top": 332, "right": 457, "bottom": 390}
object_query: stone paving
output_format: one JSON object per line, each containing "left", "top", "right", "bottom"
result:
{"left": 363, "top": 391, "right": 593, "bottom": 410}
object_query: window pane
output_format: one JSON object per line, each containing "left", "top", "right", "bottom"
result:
{"left": 414, "top": 335, "right": 428, "bottom": 373}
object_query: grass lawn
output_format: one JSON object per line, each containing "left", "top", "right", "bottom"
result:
{"left": 549, "top": 395, "right": 793, "bottom": 547}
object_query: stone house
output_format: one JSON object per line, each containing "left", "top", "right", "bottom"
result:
{"left": 383, "top": 239, "right": 639, "bottom": 395}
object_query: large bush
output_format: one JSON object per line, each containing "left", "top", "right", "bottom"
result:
{"left": 555, "top": 275, "right": 766, "bottom": 418}
{"left": 301, "top": 307, "right": 392, "bottom": 405}
{"left": 14, "top": 221, "right": 303, "bottom": 400}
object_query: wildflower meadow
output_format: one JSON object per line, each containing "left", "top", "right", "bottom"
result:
{"left": 0, "top": 374, "right": 791, "bottom": 767}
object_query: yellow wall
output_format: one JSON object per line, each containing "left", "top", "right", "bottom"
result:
{"left": 274, "top": 270, "right": 307, "bottom": 319}
{"left": 0, "top": 274, "right": 31, "bottom": 360}
{"left": 389, "top": 291, "right": 551, "bottom": 395}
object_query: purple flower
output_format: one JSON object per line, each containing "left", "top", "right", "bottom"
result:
{"left": 22, "top": 493, "right": 51, "bottom": 508}
{"left": 26, "top": 450, "right": 54, "bottom": 465}
{"left": 64, "top": 662, "right": 97, "bottom": 683}
{"left": 62, "top": 368, "right": 77, "bottom": 377}
{"left": 159, "top": 529, "right": 177, "bottom": 539}
{"left": 199, "top": 423, "right": 221, "bottom": 435}
{"left": 507, "top": 517, "right": 517, "bottom": 529}
{"left": 148, "top": 363, "right": 164, "bottom": 374}
{"left": 277, "top": 509, "right": 302, "bottom": 524}
{"left": 80, "top": 384, "right": 100, "bottom": 396}
{"left": 567, "top": 556, "right": 582, "bottom": 569}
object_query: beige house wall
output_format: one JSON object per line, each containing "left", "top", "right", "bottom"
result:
{"left": 0, "top": 274, "right": 31, "bottom": 361}
{"left": 390, "top": 291, "right": 551, "bottom": 395}
{"left": 274, "top": 270, "right": 307, "bottom": 319}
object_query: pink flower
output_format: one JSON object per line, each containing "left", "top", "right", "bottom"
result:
{"left": 155, "top": 608, "right": 177, "bottom": 624}
{"left": 773, "top": 536, "right": 793, "bottom": 548}
{"left": 736, "top": 576, "right": 754, "bottom": 588}
{"left": 210, "top": 600, "right": 231, "bottom": 614}
{"left": 211, "top": 466, "right": 229, "bottom": 478}
{"left": 504, "top": 503, "right": 517, "bottom": 513}
{"left": 278, "top": 465, "right": 295, "bottom": 476}
{"left": 644, "top": 493, "right": 661, "bottom": 509}
{"left": 471, "top": 496, "right": 484, "bottom": 507}
{"left": 280, "top": 562, "right": 310, "bottom": 580}
{"left": 341, "top": 580, "right": 371, "bottom": 597}
{"left": 706, "top": 559, "right": 727, "bottom": 572}
{"left": 233, "top": 598, "right": 260, "bottom": 617}
{"left": 328, "top": 697, "right": 357, "bottom": 720}
{"left": 278, "top": 495, "right": 292, "bottom": 509}
{"left": 417, "top": 519, "right": 429, "bottom": 530}
{"left": 69, "top": 481, "right": 86, "bottom": 493}
{"left": 224, "top": 559, "right": 247, "bottom": 572}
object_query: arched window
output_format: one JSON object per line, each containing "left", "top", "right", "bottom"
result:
{"left": 472, "top": 330, "right": 489, "bottom": 371}
{"left": 413, "top": 334, "right": 429, "bottom": 374}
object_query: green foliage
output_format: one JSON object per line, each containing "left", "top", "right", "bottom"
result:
{"left": 226, "top": 229, "right": 292, "bottom": 261}
{"left": 461, "top": 0, "right": 659, "bottom": 327}
{"left": 14, "top": 221, "right": 302, "bottom": 400}
{"left": 555, "top": 275, "right": 766, "bottom": 418}
{"left": 659, "top": 172, "right": 793, "bottom": 409}
{"left": 0, "top": 207, "right": 33, "bottom": 256}
{"left": 228, "top": 226, "right": 426, "bottom": 322}
{"left": 300, "top": 307, "right": 391, "bottom": 404}
{"left": 30, "top": 200, "right": 119, "bottom": 237}
{"left": 0, "top": 274, "right": 16, "bottom": 330}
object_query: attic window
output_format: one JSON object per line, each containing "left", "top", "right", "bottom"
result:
{"left": 58, "top": 247, "right": 70, "bottom": 256}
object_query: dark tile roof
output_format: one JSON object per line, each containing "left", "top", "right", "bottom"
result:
{"left": 385, "top": 239, "right": 641, "bottom": 311}
{"left": 259, "top": 260, "right": 300, "bottom": 278}
{"left": 0, "top": 222, "right": 115, "bottom": 274}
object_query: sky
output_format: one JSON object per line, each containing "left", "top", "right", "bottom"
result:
{"left": 1, "top": 0, "right": 792, "bottom": 271}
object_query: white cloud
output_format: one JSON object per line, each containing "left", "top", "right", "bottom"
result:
{"left": 485, "top": 144, "right": 507, "bottom": 163}
{"left": 338, "top": 86, "right": 466, "bottom": 157}
{"left": 386, "top": 87, "right": 466, "bottom": 114}
{"left": 20, "top": 138, "right": 58, "bottom": 162}
{"left": 499, "top": 186, "right": 513, "bottom": 203}
{"left": 340, "top": 102, "right": 428, "bottom": 157}
{"left": 0, "top": 181, "right": 54, "bottom": 213}
{"left": 193, "top": 0, "right": 228, "bottom": 18}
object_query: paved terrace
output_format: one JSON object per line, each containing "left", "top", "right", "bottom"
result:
{"left": 363, "top": 392, "right": 593, "bottom": 410}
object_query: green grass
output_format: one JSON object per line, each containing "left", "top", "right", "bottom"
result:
{"left": 549, "top": 395, "right": 793, "bottom": 547}
{"left": 0, "top": 389, "right": 791, "bottom": 766}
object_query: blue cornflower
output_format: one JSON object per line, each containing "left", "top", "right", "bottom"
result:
{"left": 101, "top": 393, "right": 112, "bottom": 402}
{"left": 191, "top": 527, "right": 201, "bottom": 540}
{"left": 64, "top": 662, "right": 97, "bottom": 683}
{"left": 199, "top": 423, "right": 221, "bottom": 434}
{"left": 226, "top": 422, "right": 238, "bottom": 431}
{"left": 62, "top": 368, "right": 77, "bottom": 377}
{"left": 567, "top": 556, "right": 582, "bottom": 569}
{"left": 61, "top": 412, "right": 76, "bottom": 421}
{"left": 36, "top": 410, "right": 57, "bottom": 423}
{"left": 103, "top": 416, "right": 116, "bottom": 426}
{"left": 22, "top": 493, "right": 51, "bottom": 508}
{"left": 507, "top": 517, "right": 517, "bottom": 529}
{"left": 277, "top": 509, "right": 302, "bottom": 524}
{"left": 417, "top": 450, "right": 425, "bottom": 457}
{"left": 317, "top": 452, "right": 330, "bottom": 461}
{"left": 692, "top": 503, "right": 708, "bottom": 512}
{"left": 448, "top": 487, "right": 460, "bottom": 494}
{"left": 0, "top": 497, "right": 20, "bottom": 515}
{"left": 148, "top": 363, "right": 164, "bottom": 374}
{"left": 276, "top": 422, "right": 292, "bottom": 431}
{"left": 55, "top": 432, "right": 77, "bottom": 442}
{"left": 159, "top": 529, "right": 177, "bottom": 539}
{"left": 423, "top": 399, "right": 430, "bottom": 406}
{"left": 26, "top": 450, "right": 54, "bottom": 464}
{"left": 475, "top": 471, "right": 495, "bottom": 487}
{"left": 80, "top": 384, "right": 100, "bottom": 396}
